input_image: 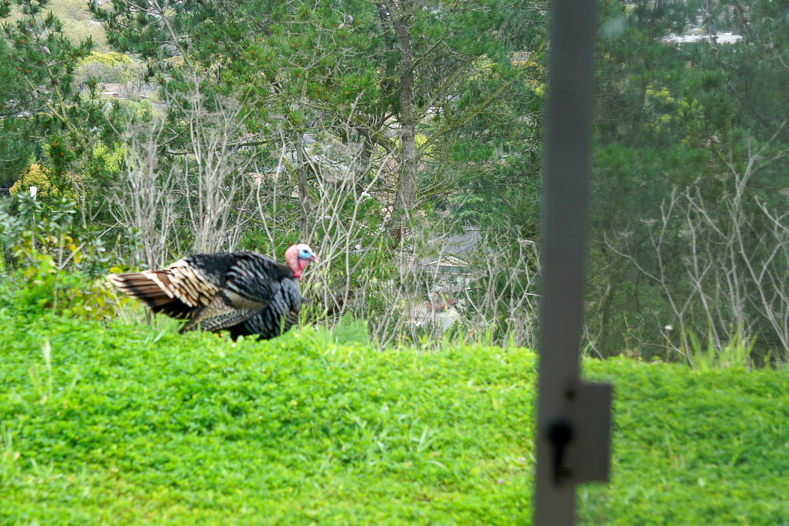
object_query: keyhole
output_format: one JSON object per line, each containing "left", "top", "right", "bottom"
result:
{"left": 548, "top": 420, "right": 574, "bottom": 486}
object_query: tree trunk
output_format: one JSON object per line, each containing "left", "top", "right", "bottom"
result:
{"left": 386, "top": 1, "right": 418, "bottom": 241}
{"left": 596, "top": 254, "right": 626, "bottom": 356}
{"left": 296, "top": 131, "right": 309, "bottom": 239}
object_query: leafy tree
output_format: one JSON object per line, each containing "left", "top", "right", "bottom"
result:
{"left": 367, "top": 0, "right": 545, "bottom": 238}
{"left": 587, "top": 0, "right": 789, "bottom": 359}
{"left": 1, "top": 1, "right": 121, "bottom": 197}
{"left": 91, "top": 0, "right": 547, "bottom": 240}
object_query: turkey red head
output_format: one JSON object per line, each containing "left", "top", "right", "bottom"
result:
{"left": 284, "top": 243, "right": 319, "bottom": 280}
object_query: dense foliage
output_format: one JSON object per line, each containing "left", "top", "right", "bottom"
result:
{"left": 586, "top": 0, "right": 789, "bottom": 362}
{"left": 2, "top": 4, "right": 789, "bottom": 524}
{"left": 2, "top": 0, "right": 789, "bottom": 358}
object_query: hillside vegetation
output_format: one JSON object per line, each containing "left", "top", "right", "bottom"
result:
{"left": 2, "top": 1, "right": 789, "bottom": 521}
{"left": 3, "top": 0, "right": 789, "bottom": 363}
{"left": 8, "top": 0, "right": 108, "bottom": 50}
{"left": 1, "top": 302, "right": 787, "bottom": 525}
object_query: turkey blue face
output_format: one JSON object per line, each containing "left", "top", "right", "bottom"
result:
{"left": 299, "top": 247, "right": 318, "bottom": 263}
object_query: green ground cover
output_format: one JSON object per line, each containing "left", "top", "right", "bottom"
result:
{"left": 0, "top": 307, "right": 787, "bottom": 525}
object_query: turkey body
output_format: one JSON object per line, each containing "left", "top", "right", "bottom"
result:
{"left": 229, "top": 274, "right": 302, "bottom": 340}
{"left": 109, "top": 247, "right": 317, "bottom": 340}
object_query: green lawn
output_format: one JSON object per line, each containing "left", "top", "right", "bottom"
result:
{"left": 581, "top": 359, "right": 789, "bottom": 525}
{"left": 0, "top": 308, "right": 787, "bottom": 525}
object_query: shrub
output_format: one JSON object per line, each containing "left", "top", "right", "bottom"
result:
{"left": 9, "top": 164, "right": 51, "bottom": 199}
{"left": 2, "top": 250, "right": 123, "bottom": 320}
{"left": 0, "top": 195, "right": 124, "bottom": 320}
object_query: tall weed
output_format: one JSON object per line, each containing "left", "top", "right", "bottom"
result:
{"left": 687, "top": 326, "right": 756, "bottom": 371}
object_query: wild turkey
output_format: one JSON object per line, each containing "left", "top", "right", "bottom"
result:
{"left": 109, "top": 244, "right": 318, "bottom": 340}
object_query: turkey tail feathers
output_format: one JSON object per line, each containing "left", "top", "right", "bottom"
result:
{"left": 108, "top": 271, "right": 176, "bottom": 309}
{"left": 108, "top": 261, "right": 219, "bottom": 323}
